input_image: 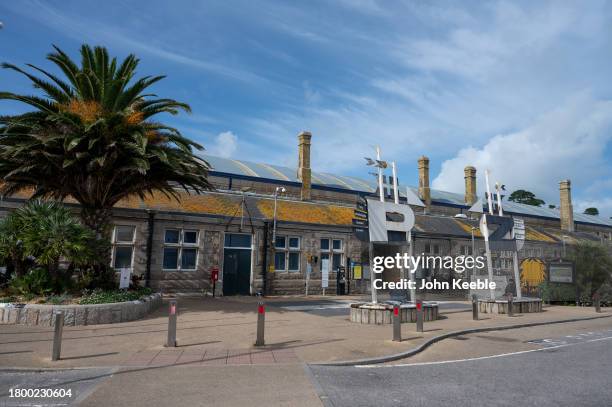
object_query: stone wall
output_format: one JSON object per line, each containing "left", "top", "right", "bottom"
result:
{"left": 0, "top": 293, "right": 162, "bottom": 326}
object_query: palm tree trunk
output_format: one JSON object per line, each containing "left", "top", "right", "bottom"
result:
{"left": 80, "top": 207, "right": 113, "bottom": 269}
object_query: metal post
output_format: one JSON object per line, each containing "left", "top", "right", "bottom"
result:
{"left": 166, "top": 299, "right": 177, "bottom": 347}
{"left": 507, "top": 295, "right": 513, "bottom": 317}
{"left": 51, "top": 311, "right": 64, "bottom": 361}
{"left": 594, "top": 294, "right": 601, "bottom": 313}
{"left": 255, "top": 297, "right": 265, "bottom": 346}
{"left": 472, "top": 294, "right": 479, "bottom": 321}
{"left": 393, "top": 305, "right": 401, "bottom": 342}
{"left": 416, "top": 300, "right": 424, "bottom": 333}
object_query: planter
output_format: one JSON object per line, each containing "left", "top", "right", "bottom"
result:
{"left": 477, "top": 297, "right": 543, "bottom": 314}
{"left": 0, "top": 293, "right": 162, "bottom": 326}
{"left": 350, "top": 302, "right": 439, "bottom": 324}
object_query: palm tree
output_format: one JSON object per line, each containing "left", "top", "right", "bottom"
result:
{"left": 0, "top": 45, "right": 212, "bottom": 268}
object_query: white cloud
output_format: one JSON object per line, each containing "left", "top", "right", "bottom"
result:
{"left": 432, "top": 93, "right": 612, "bottom": 210}
{"left": 209, "top": 131, "right": 238, "bottom": 158}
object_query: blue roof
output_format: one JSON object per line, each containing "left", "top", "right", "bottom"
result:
{"left": 200, "top": 154, "right": 612, "bottom": 228}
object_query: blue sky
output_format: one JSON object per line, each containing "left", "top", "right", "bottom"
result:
{"left": 1, "top": 0, "right": 612, "bottom": 217}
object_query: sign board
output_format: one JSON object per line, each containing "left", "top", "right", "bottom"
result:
{"left": 353, "top": 264, "right": 362, "bottom": 280}
{"left": 512, "top": 218, "right": 525, "bottom": 251}
{"left": 354, "top": 209, "right": 368, "bottom": 219}
{"left": 470, "top": 274, "right": 507, "bottom": 299}
{"left": 549, "top": 263, "right": 574, "bottom": 283}
{"left": 366, "top": 198, "right": 415, "bottom": 243}
{"left": 119, "top": 268, "right": 132, "bottom": 289}
{"left": 321, "top": 258, "right": 330, "bottom": 288}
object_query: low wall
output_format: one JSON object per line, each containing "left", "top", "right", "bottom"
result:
{"left": 0, "top": 293, "right": 162, "bottom": 326}
{"left": 350, "top": 302, "right": 439, "bottom": 324}
{"left": 478, "top": 298, "right": 542, "bottom": 314}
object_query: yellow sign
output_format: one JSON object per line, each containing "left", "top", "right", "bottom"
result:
{"left": 353, "top": 265, "right": 362, "bottom": 279}
{"left": 268, "top": 265, "right": 275, "bottom": 273}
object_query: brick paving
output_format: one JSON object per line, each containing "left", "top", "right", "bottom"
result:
{"left": 122, "top": 348, "right": 300, "bottom": 367}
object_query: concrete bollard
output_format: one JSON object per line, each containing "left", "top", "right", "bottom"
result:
{"left": 255, "top": 297, "right": 265, "bottom": 346}
{"left": 507, "top": 295, "right": 514, "bottom": 317}
{"left": 472, "top": 294, "right": 479, "bottom": 321}
{"left": 416, "top": 300, "right": 424, "bottom": 333}
{"left": 392, "top": 305, "right": 401, "bottom": 342}
{"left": 165, "top": 299, "right": 177, "bottom": 347}
{"left": 51, "top": 311, "right": 65, "bottom": 361}
{"left": 594, "top": 294, "right": 601, "bottom": 313}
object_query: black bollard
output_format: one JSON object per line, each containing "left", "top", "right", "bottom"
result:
{"left": 507, "top": 295, "right": 514, "bottom": 317}
{"left": 472, "top": 294, "right": 479, "bottom": 321}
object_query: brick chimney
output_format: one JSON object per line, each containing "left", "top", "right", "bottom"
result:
{"left": 297, "top": 131, "right": 312, "bottom": 200}
{"left": 464, "top": 166, "right": 477, "bottom": 206}
{"left": 559, "top": 179, "right": 574, "bottom": 232}
{"left": 418, "top": 156, "right": 431, "bottom": 208}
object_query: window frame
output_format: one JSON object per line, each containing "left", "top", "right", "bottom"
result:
{"left": 275, "top": 235, "right": 301, "bottom": 272}
{"left": 111, "top": 225, "right": 136, "bottom": 269}
{"left": 320, "top": 237, "right": 344, "bottom": 271}
{"left": 162, "top": 228, "right": 200, "bottom": 272}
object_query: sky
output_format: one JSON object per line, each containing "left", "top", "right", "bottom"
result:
{"left": 1, "top": 0, "right": 611, "bottom": 217}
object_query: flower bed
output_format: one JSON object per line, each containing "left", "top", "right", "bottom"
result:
{"left": 0, "top": 292, "right": 162, "bottom": 326}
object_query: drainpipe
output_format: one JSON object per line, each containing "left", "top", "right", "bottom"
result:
{"left": 145, "top": 210, "right": 155, "bottom": 288}
{"left": 262, "top": 221, "right": 269, "bottom": 296}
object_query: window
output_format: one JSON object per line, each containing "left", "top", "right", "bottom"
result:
{"left": 163, "top": 229, "right": 199, "bottom": 271}
{"left": 275, "top": 235, "right": 300, "bottom": 272}
{"left": 111, "top": 225, "right": 135, "bottom": 269}
{"left": 224, "top": 234, "right": 251, "bottom": 248}
{"left": 460, "top": 245, "right": 473, "bottom": 256}
{"left": 321, "top": 238, "right": 344, "bottom": 271}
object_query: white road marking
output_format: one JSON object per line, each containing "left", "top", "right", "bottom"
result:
{"left": 356, "top": 336, "right": 612, "bottom": 369}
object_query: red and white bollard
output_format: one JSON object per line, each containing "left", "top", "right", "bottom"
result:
{"left": 416, "top": 300, "right": 424, "bottom": 333}
{"left": 255, "top": 297, "right": 265, "bottom": 346}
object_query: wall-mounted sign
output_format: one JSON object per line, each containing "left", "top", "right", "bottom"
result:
{"left": 548, "top": 262, "right": 574, "bottom": 283}
{"left": 321, "top": 258, "right": 330, "bottom": 288}
{"left": 119, "top": 268, "right": 132, "bottom": 289}
{"left": 353, "top": 264, "right": 362, "bottom": 280}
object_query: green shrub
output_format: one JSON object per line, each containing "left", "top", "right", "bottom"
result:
{"left": 78, "top": 288, "right": 152, "bottom": 305}
{"left": 9, "top": 267, "right": 53, "bottom": 296}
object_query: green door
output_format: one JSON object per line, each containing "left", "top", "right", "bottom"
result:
{"left": 223, "top": 234, "right": 252, "bottom": 296}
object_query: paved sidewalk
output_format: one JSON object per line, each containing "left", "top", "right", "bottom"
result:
{"left": 0, "top": 295, "right": 609, "bottom": 369}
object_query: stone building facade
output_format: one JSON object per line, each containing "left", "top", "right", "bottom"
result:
{"left": 1, "top": 132, "right": 611, "bottom": 297}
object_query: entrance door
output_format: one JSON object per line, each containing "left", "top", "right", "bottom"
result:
{"left": 223, "top": 234, "right": 252, "bottom": 296}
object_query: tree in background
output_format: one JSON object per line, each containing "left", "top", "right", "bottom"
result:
{"left": 508, "top": 189, "right": 546, "bottom": 207}
{"left": 572, "top": 241, "right": 612, "bottom": 301}
{"left": 583, "top": 207, "right": 599, "bottom": 216}
{"left": 0, "top": 45, "right": 213, "bottom": 272}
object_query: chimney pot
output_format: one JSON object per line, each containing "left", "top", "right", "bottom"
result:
{"left": 559, "top": 179, "right": 574, "bottom": 232}
{"left": 418, "top": 156, "right": 431, "bottom": 209}
{"left": 464, "top": 166, "right": 477, "bottom": 206}
{"left": 297, "top": 131, "right": 312, "bottom": 200}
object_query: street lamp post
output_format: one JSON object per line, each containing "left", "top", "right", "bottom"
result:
{"left": 471, "top": 227, "right": 476, "bottom": 279}
{"left": 272, "top": 187, "right": 286, "bottom": 251}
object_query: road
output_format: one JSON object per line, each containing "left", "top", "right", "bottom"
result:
{"left": 1, "top": 314, "right": 610, "bottom": 406}
{"left": 308, "top": 330, "right": 612, "bottom": 407}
